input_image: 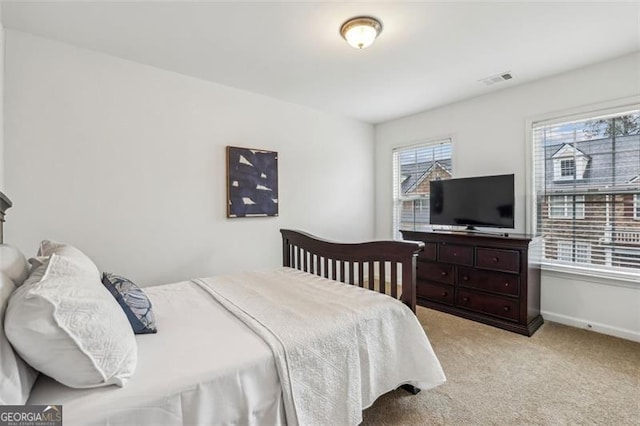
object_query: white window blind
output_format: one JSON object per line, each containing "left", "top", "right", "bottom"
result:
{"left": 532, "top": 107, "right": 640, "bottom": 274}
{"left": 548, "top": 195, "right": 585, "bottom": 219}
{"left": 392, "top": 139, "right": 453, "bottom": 239}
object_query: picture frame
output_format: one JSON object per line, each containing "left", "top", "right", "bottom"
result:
{"left": 226, "top": 146, "right": 279, "bottom": 218}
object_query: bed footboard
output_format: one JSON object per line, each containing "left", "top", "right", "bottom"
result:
{"left": 280, "top": 229, "right": 424, "bottom": 313}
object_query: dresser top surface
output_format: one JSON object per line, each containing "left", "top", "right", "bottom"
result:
{"left": 400, "top": 229, "right": 535, "bottom": 244}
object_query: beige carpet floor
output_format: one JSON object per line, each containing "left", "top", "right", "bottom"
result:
{"left": 362, "top": 307, "right": 640, "bottom": 425}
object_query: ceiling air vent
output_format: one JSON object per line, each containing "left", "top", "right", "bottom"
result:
{"left": 479, "top": 71, "right": 513, "bottom": 86}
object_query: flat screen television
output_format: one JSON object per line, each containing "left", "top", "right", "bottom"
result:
{"left": 429, "top": 174, "right": 515, "bottom": 229}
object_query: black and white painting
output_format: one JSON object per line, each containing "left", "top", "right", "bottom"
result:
{"left": 226, "top": 146, "right": 279, "bottom": 218}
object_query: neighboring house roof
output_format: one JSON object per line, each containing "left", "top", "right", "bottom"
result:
{"left": 401, "top": 159, "right": 452, "bottom": 195}
{"left": 544, "top": 134, "right": 640, "bottom": 191}
{"left": 551, "top": 143, "right": 588, "bottom": 159}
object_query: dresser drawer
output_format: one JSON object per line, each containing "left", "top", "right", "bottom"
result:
{"left": 438, "top": 244, "right": 473, "bottom": 266}
{"left": 458, "top": 267, "right": 519, "bottom": 297}
{"left": 418, "top": 243, "right": 437, "bottom": 261}
{"left": 456, "top": 289, "right": 519, "bottom": 322}
{"left": 476, "top": 248, "right": 520, "bottom": 273}
{"left": 417, "top": 261, "right": 454, "bottom": 285}
{"left": 417, "top": 282, "right": 454, "bottom": 306}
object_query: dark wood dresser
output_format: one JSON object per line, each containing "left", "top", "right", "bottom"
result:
{"left": 400, "top": 230, "right": 543, "bottom": 336}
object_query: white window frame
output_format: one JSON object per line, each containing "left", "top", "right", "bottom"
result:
{"left": 392, "top": 137, "right": 454, "bottom": 240}
{"left": 525, "top": 96, "right": 640, "bottom": 286}
{"left": 553, "top": 157, "right": 576, "bottom": 181}
{"left": 634, "top": 194, "right": 639, "bottom": 220}
{"left": 560, "top": 159, "right": 576, "bottom": 178}
{"left": 547, "top": 195, "right": 585, "bottom": 219}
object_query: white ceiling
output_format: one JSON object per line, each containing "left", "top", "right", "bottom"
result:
{"left": 2, "top": 1, "right": 639, "bottom": 124}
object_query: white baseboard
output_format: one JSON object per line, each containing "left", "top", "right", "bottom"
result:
{"left": 541, "top": 311, "right": 640, "bottom": 343}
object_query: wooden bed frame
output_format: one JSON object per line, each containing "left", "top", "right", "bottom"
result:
{"left": 281, "top": 229, "right": 424, "bottom": 313}
{"left": 0, "top": 194, "right": 427, "bottom": 397}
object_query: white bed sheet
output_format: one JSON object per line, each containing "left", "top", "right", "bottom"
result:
{"left": 27, "top": 281, "right": 284, "bottom": 426}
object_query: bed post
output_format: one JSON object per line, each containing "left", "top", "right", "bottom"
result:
{"left": 0, "top": 191, "right": 12, "bottom": 244}
{"left": 399, "top": 250, "right": 422, "bottom": 397}
{"left": 401, "top": 253, "right": 418, "bottom": 313}
{"left": 282, "top": 235, "right": 291, "bottom": 267}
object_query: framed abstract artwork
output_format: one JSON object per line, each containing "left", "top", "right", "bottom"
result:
{"left": 226, "top": 146, "right": 279, "bottom": 218}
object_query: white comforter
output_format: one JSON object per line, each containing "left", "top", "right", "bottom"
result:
{"left": 28, "top": 267, "right": 445, "bottom": 426}
{"left": 195, "top": 267, "right": 446, "bottom": 426}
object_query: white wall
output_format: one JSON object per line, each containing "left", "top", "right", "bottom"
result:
{"left": 375, "top": 52, "right": 640, "bottom": 341}
{"left": 4, "top": 30, "right": 375, "bottom": 286}
{"left": 0, "top": 4, "right": 5, "bottom": 191}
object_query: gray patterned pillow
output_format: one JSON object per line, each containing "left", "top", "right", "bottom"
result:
{"left": 102, "top": 273, "right": 157, "bottom": 334}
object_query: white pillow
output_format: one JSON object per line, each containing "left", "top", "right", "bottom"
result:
{"left": 0, "top": 244, "right": 29, "bottom": 286}
{"left": 21, "top": 256, "right": 50, "bottom": 288}
{"left": 37, "top": 240, "right": 100, "bottom": 279}
{"left": 5, "top": 253, "right": 137, "bottom": 388}
{"left": 0, "top": 272, "right": 37, "bottom": 404}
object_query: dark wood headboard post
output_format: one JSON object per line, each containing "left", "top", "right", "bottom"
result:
{"left": 402, "top": 254, "right": 418, "bottom": 312}
{"left": 282, "top": 235, "right": 291, "bottom": 267}
{"left": 0, "top": 191, "right": 12, "bottom": 244}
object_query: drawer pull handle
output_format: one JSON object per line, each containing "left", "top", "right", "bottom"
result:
{"left": 453, "top": 252, "right": 457, "bottom": 256}
{"left": 462, "top": 275, "right": 469, "bottom": 281}
{"left": 462, "top": 297, "right": 469, "bottom": 302}
{"left": 503, "top": 306, "right": 510, "bottom": 312}
{"left": 504, "top": 282, "right": 509, "bottom": 287}
{"left": 441, "top": 291, "right": 448, "bottom": 297}
{"left": 492, "top": 257, "right": 500, "bottom": 262}
{"left": 441, "top": 271, "right": 448, "bottom": 276}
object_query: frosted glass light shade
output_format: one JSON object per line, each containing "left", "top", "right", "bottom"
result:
{"left": 340, "top": 17, "right": 383, "bottom": 49}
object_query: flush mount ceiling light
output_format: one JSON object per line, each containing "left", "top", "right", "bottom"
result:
{"left": 340, "top": 16, "right": 383, "bottom": 49}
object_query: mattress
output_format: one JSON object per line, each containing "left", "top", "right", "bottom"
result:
{"left": 27, "top": 280, "right": 285, "bottom": 426}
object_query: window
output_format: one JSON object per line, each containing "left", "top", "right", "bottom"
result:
{"left": 392, "top": 139, "right": 453, "bottom": 238}
{"left": 548, "top": 195, "right": 585, "bottom": 219}
{"left": 552, "top": 145, "right": 588, "bottom": 182}
{"left": 560, "top": 159, "right": 576, "bottom": 178}
{"left": 532, "top": 106, "right": 640, "bottom": 274}
{"left": 557, "top": 240, "right": 591, "bottom": 264}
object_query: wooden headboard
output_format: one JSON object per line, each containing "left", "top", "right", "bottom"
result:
{"left": 0, "top": 191, "right": 12, "bottom": 244}
{"left": 280, "top": 229, "right": 424, "bottom": 313}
